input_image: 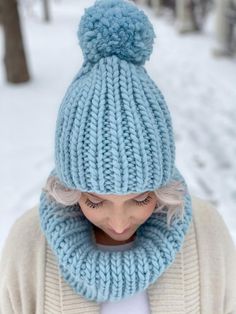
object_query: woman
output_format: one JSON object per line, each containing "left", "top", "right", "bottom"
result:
{"left": 0, "top": 0, "right": 235, "bottom": 313}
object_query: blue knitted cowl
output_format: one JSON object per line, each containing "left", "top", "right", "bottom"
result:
{"left": 38, "top": 166, "right": 193, "bottom": 303}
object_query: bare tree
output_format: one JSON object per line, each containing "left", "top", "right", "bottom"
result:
{"left": 213, "top": 0, "right": 236, "bottom": 56}
{"left": 176, "top": 0, "right": 198, "bottom": 32}
{"left": 145, "top": 0, "right": 176, "bottom": 17}
{"left": 0, "top": 3, "right": 2, "bottom": 24}
{"left": 43, "top": 0, "right": 51, "bottom": 22}
{"left": 176, "top": 0, "right": 212, "bottom": 33}
{"left": 149, "top": 0, "right": 163, "bottom": 15}
{"left": 1, "top": 0, "right": 30, "bottom": 83}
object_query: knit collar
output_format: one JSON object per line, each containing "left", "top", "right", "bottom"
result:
{"left": 38, "top": 167, "right": 193, "bottom": 303}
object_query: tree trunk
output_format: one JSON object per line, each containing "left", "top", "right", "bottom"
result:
{"left": 0, "top": 2, "right": 2, "bottom": 24}
{"left": 176, "top": 0, "right": 198, "bottom": 33}
{"left": 149, "top": 0, "right": 163, "bottom": 15}
{"left": 1, "top": 0, "right": 30, "bottom": 83}
{"left": 43, "top": 0, "right": 50, "bottom": 22}
{"left": 215, "top": 0, "right": 236, "bottom": 53}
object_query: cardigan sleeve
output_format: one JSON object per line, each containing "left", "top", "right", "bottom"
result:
{"left": 0, "top": 287, "right": 15, "bottom": 314}
{"left": 192, "top": 196, "right": 236, "bottom": 314}
{"left": 0, "top": 206, "right": 46, "bottom": 314}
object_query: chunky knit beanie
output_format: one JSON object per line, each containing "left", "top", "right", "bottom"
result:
{"left": 54, "top": 0, "right": 176, "bottom": 194}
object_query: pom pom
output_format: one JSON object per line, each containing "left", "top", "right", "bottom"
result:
{"left": 77, "top": 0, "right": 156, "bottom": 66}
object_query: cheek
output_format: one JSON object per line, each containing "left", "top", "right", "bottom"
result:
{"left": 78, "top": 203, "right": 103, "bottom": 225}
{"left": 129, "top": 198, "right": 157, "bottom": 226}
{"left": 136, "top": 203, "right": 155, "bottom": 223}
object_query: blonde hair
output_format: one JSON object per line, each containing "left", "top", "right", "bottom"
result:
{"left": 42, "top": 175, "right": 186, "bottom": 227}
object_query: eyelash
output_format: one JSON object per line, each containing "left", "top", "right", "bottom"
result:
{"left": 85, "top": 195, "right": 152, "bottom": 209}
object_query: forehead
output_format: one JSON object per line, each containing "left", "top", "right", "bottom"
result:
{"left": 85, "top": 191, "right": 149, "bottom": 200}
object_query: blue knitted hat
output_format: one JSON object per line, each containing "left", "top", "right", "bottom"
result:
{"left": 55, "top": 0, "right": 175, "bottom": 194}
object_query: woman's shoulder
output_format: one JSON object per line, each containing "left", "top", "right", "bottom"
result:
{"left": 1, "top": 205, "right": 44, "bottom": 256}
{"left": 8, "top": 205, "right": 41, "bottom": 235}
{"left": 0, "top": 205, "right": 46, "bottom": 276}
{"left": 189, "top": 194, "right": 236, "bottom": 312}
{"left": 0, "top": 206, "right": 46, "bottom": 313}
{"left": 182, "top": 194, "right": 236, "bottom": 268}
{"left": 191, "top": 194, "right": 236, "bottom": 249}
{"left": 191, "top": 193, "right": 224, "bottom": 222}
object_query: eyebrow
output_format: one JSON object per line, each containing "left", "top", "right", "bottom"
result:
{"left": 86, "top": 191, "right": 148, "bottom": 201}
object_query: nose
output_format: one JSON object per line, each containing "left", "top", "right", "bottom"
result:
{"left": 108, "top": 215, "right": 130, "bottom": 233}
{"left": 108, "top": 224, "right": 130, "bottom": 234}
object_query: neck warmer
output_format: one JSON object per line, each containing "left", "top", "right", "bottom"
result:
{"left": 39, "top": 167, "right": 193, "bottom": 303}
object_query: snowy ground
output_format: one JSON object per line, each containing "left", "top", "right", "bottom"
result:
{"left": 0, "top": 0, "right": 236, "bottom": 255}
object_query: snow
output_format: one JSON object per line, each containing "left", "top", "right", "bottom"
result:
{"left": 0, "top": 0, "right": 236, "bottom": 255}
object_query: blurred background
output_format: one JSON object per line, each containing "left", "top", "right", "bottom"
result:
{"left": 0, "top": 0, "right": 236, "bottom": 254}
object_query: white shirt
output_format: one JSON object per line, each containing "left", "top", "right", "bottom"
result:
{"left": 96, "top": 241, "right": 151, "bottom": 314}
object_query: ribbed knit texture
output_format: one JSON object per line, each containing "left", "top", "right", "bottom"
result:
{"left": 43, "top": 213, "right": 199, "bottom": 314}
{"left": 54, "top": 0, "right": 176, "bottom": 193}
{"left": 39, "top": 166, "right": 193, "bottom": 303}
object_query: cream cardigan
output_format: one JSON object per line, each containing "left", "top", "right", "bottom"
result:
{"left": 0, "top": 195, "right": 236, "bottom": 314}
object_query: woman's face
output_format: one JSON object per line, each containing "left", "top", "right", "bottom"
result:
{"left": 78, "top": 191, "right": 158, "bottom": 245}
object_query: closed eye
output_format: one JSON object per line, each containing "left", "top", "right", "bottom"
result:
{"left": 134, "top": 195, "right": 152, "bottom": 206}
{"left": 85, "top": 195, "right": 152, "bottom": 209}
